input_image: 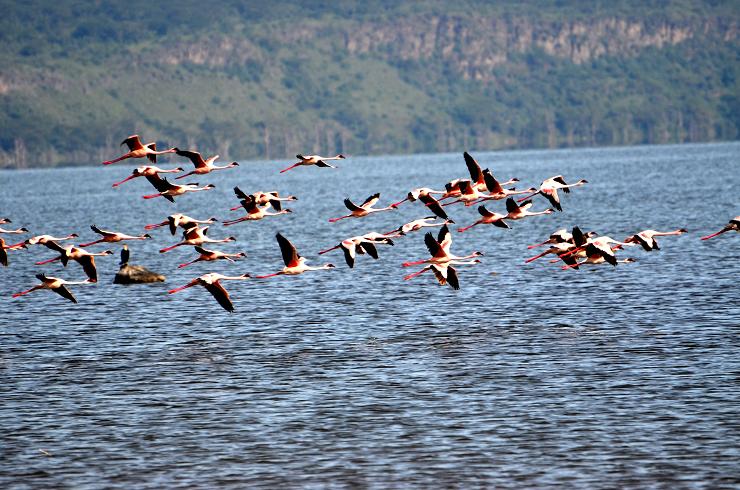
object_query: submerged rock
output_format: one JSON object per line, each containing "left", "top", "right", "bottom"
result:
{"left": 114, "top": 263, "right": 166, "bottom": 284}
{"left": 113, "top": 245, "right": 165, "bottom": 284}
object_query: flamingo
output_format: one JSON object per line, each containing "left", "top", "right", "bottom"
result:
{"left": 1, "top": 237, "right": 27, "bottom": 266}
{"left": 223, "top": 195, "right": 292, "bottom": 226}
{"left": 280, "top": 153, "right": 345, "bottom": 173}
{"left": 145, "top": 214, "right": 218, "bottom": 235}
{"left": 0, "top": 225, "right": 29, "bottom": 234}
{"left": 562, "top": 251, "right": 636, "bottom": 270}
{"left": 417, "top": 193, "right": 453, "bottom": 221}
{"left": 403, "top": 259, "right": 482, "bottom": 290}
{"left": 318, "top": 232, "right": 395, "bottom": 268}
{"left": 328, "top": 193, "right": 397, "bottom": 222}
{"left": 0, "top": 218, "right": 11, "bottom": 225}
{"left": 168, "top": 273, "right": 251, "bottom": 312}
{"left": 504, "top": 198, "right": 554, "bottom": 220}
{"left": 525, "top": 226, "right": 588, "bottom": 263}
{"left": 462, "top": 152, "right": 519, "bottom": 193}
{"left": 178, "top": 246, "right": 247, "bottom": 268}
{"left": 473, "top": 169, "right": 536, "bottom": 204}
{"left": 625, "top": 228, "right": 688, "bottom": 251}
{"left": 111, "top": 165, "right": 184, "bottom": 187}
{"left": 25, "top": 233, "right": 79, "bottom": 250}
{"left": 441, "top": 181, "right": 486, "bottom": 207}
{"left": 102, "top": 135, "right": 176, "bottom": 165}
{"left": 159, "top": 226, "right": 236, "bottom": 253}
{"left": 701, "top": 216, "right": 739, "bottom": 240}
{"left": 387, "top": 217, "right": 452, "bottom": 235}
{"left": 231, "top": 186, "right": 297, "bottom": 212}
{"left": 35, "top": 242, "right": 113, "bottom": 282}
{"left": 173, "top": 148, "right": 239, "bottom": 179}
{"left": 79, "top": 226, "right": 151, "bottom": 247}
{"left": 12, "top": 274, "right": 91, "bottom": 303}
{"left": 517, "top": 175, "right": 588, "bottom": 211}
{"left": 142, "top": 178, "right": 215, "bottom": 200}
{"left": 528, "top": 228, "right": 575, "bottom": 249}
{"left": 255, "top": 233, "right": 335, "bottom": 278}
{"left": 559, "top": 235, "right": 630, "bottom": 266}
{"left": 457, "top": 205, "right": 510, "bottom": 232}
{"left": 402, "top": 225, "right": 483, "bottom": 268}
{"left": 390, "top": 187, "right": 446, "bottom": 207}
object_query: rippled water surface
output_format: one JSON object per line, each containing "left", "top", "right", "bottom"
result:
{"left": 1, "top": 143, "right": 739, "bottom": 488}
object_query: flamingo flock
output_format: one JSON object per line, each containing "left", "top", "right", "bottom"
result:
{"left": 3, "top": 134, "right": 736, "bottom": 312}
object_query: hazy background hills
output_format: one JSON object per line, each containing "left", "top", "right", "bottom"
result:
{"left": 0, "top": 0, "right": 737, "bottom": 168}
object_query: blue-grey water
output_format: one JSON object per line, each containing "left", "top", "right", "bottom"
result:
{"left": 1, "top": 143, "right": 738, "bottom": 488}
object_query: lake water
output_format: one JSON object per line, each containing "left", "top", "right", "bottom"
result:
{"left": 1, "top": 142, "right": 738, "bottom": 488}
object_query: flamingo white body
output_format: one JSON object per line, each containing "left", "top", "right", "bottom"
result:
{"left": 25, "top": 233, "right": 79, "bottom": 249}
{"left": 390, "top": 187, "right": 446, "bottom": 207}
{"left": 103, "top": 135, "right": 176, "bottom": 165}
{"left": 12, "top": 274, "right": 91, "bottom": 303}
{"left": 36, "top": 242, "right": 113, "bottom": 282}
{"left": 79, "top": 226, "right": 151, "bottom": 248}
{"left": 280, "top": 154, "right": 345, "bottom": 173}
{"left": 0, "top": 225, "right": 29, "bottom": 235}
{"left": 111, "top": 165, "right": 184, "bottom": 187}
{"left": 318, "top": 232, "right": 396, "bottom": 268}
{"left": 701, "top": 216, "right": 740, "bottom": 240}
{"left": 168, "top": 273, "right": 250, "bottom": 312}
{"left": 473, "top": 169, "right": 536, "bottom": 204}
{"left": 173, "top": 148, "right": 239, "bottom": 179}
{"left": 231, "top": 187, "right": 298, "bottom": 212}
{"left": 145, "top": 214, "right": 218, "bottom": 235}
{"left": 457, "top": 205, "right": 510, "bottom": 232}
{"left": 142, "top": 180, "right": 215, "bottom": 200}
{"left": 389, "top": 217, "right": 451, "bottom": 235}
{"left": 160, "top": 226, "right": 236, "bottom": 253}
{"left": 517, "top": 175, "right": 588, "bottom": 211}
{"left": 223, "top": 195, "right": 292, "bottom": 226}
{"left": 402, "top": 225, "right": 483, "bottom": 268}
{"left": 625, "top": 228, "right": 688, "bottom": 251}
{"left": 504, "top": 198, "right": 554, "bottom": 220}
{"left": 256, "top": 233, "right": 335, "bottom": 278}
{"left": 403, "top": 258, "right": 482, "bottom": 290}
{"left": 329, "top": 193, "right": 398, "bottom": 222}
{"left": 178, "top": 246, "right": 247, "bottom": 268}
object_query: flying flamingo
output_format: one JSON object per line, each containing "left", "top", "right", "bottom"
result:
{"left": 701, "top": 216, "right": 739, "bottom": 240}
{"left": 559, "top": 235, "right": 630, "bottom": 266}
{"left": 390, "top": 187, "right": 446, "bottom": 208}
{"left": 402, "top": 225, "right": 483, "bottom": 268}
{"left": 0, "top": 225, "right": 29, "bottom": 234}
{"left": 111, "top": 165, "right": 184, "bottom": 187}
{"left": 457, "top": 205, "right": 510, "bottom": 232}
{"left": 403, "top": 258, "right": 482, "bottom": 290}
{"left": 255, "top": 233, "right": 335, "bottom": 278}
{"left": 441, "top": 181, "right": 486, "bottom": 207}
{"left": 232, "top": 186, "right": 297, "bottom": 212}
{"left": 328, "top": 193, "right": 398, "bottom": 222}
{"left": 504, "top": 198, "right": 554, "bottom": 220}
{"left": 35, "top": 243, "right": 113, "bottom": 282}
{"left": 172, "top": 148, "right": 239, "bottom": 179}
{"left": 1, "top": 238, "right": 27, "bottom": 266}
{"left": 169, "top": 273, "right": 251, "bottom": 312}
{"left": 318, "top": 232, "right": 395, "bottom": 268}
{"left": 12, "top": 274, "right": 91, "bottom": 303}
{"left": 528, "top": 228, "right": 575, "bottom": 249}
{"left": 79, "top": 226, "right": 151, "bottom": 247}
{"left": 562, "top": 251, "right": 636, "bottom": 270}
{"left": 178, "top": 246, "right": 247, "bottom": 268}
{"left": 462, "top": 152, "right": 519, "bottom": 193}
{"left": 102, "top": 135, "right": 176, "bottom": 165}
{"left": 142, "top": 179, "right": 215, "bottom": 200}
{"left": 473, "top": 169, "right": 536, "bottom": 204}
{"left": 160, "top": 226, "right": 236, "bottom": 253}
{"left": 145, "top": 214, "right": 218, "bottom": 235}
{"left": 517, "top": 175, "right": 588, "bottom": 211}
{"left": 387, "top": 217, "right": 452, "bottom": 235}
{"left": 223, "top": 196, "right": 292, "bottom": 226}
{"left": 280, "top": 153, "right": 345, "bottom": 173}
{"left": 0, "top": 218, "right": 11, "bottom": 225}
{"left": 624, "top": 228, "right": 688, "bottom": 251}
{"left": 25, "top": 233, "right": 79, "bottom": 250}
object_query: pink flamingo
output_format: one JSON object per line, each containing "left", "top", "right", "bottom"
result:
{"left": 457, "top": 205, "right": 510, "bottom": 232}
{"left": 178, "top": 247, "right": 247, "bottom": 268}
{"left": 173, "top": 148, "right": 239, "bottom": 179}
{"left": 517, "top": 175, "right": 588, "bottom": 211}
{"left": 12, "top": 274, "right": 92, "bottom": 303}
{"left": 701, "top": 217, "right": 739, "bottom": 240}
{"left": 625, "top": 228, "right": 688, "bottom": 251}
{"left": 169, "top": 273, "right": 251, "bottom": 312}
{"left": 111, "top": 165, "right": 184, "bottom": 187}
{"left": 280, "top": 153, "right": 345, "bottom": 173}
{"left": 103, "top": 135, "right": 176, "bottom": 165}
{"left": 159, "top": 226, "right": 236, "bottom": 253}
{"left": 255, "top": 233, "right": 335, "bottom": 278}
{"left": 328, "top": 193, "right": 397, "bottom": 222}
{"left": 79, "top": 226, "right": 151, "bottom": 247}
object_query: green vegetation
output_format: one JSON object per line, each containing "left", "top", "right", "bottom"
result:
{"left": 0, "top": 0, "right": 737, "bottom": 167}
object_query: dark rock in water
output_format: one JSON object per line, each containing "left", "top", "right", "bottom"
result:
{"left": 114, "top": 264, "right": 165, "bottom": 284}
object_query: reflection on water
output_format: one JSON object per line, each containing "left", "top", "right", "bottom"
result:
{"left": 1, "top": 143, "right": 739, "bottom": 488}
